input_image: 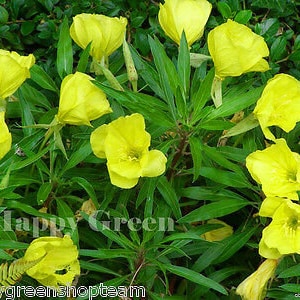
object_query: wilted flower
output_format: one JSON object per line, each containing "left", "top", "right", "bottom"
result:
{"left": 90, "top": 113, "right": 167, "bottom": 189}
{"left": 0, "top": 111, "right": 11, "bottom": 160}
{"left": 0, "top": 49, "right": 35, "bottom": 99}
{"left": 236, "top": 259, "right": 278, "bottom": 300}
{"left": 70, "top": 13, "right": 127, "bottom": 64}
{"left": 208, "top": 19, "right": 269, "bottom": 79}
{"left": 24, "top": 235, "right": 80, "bottom": 288}
{"left": 246, "top": 139, "right": 300, "bottom": 200}
{"left": 158, "top": 0, "right": 212, "bottom": 46}
{"left": 253, "top": 73, "right": 300, "bottom": 141}
{"left": 201, "top": 219, "right": 233, "bottom": 242}
{"left": 259, "top": 200, "right": 300, "bottom": 258}
{"left": 56, "top": 72, "right": 112, "bottom": 126}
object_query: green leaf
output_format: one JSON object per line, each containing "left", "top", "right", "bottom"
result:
{"left": 0, "top": 240, "right": 28, "bottom": 249}
{"left": 178, "top": 32, "right": 190, "bottom": 97}
{"left": 79, "top": 249, "right": 135, "bottom": 259}
{"left": 30, "top": 64, "right": 59, "bottom": 93}
{"left": 217, "top": 2, "right": 232, "bottom": 19}
{"left": 94, "top": 82, "right": 173, "bottom": 128}
{"left": 59, "top": 140, "right": 92, "bottom": 175}
{"left": 0, "top": 6, "right": 9, "bottom": 24}
{"left": 77, "top": 42, "right": 91, "bottom": 73}
{"left": 178, "top": 198, "right": 250, "bottom": 223}
{"left": 56, "top": 199, "right": 79, "bottom": 244}
{"left": 71, "top": 177, "right": 99, "bottom": 208}
{"left": 191, "top": 68, "right": 215, "bottom": 124}
{"left": 80, "top": 211, "right": 136, "bottom": 250}
{"left": 192, "top": 226, "right": 257, "bottom": 272}
{"left": 278, "top": 264, "right": 300, "bottom": 278}
{"left": 206, "top": 86, "right": 264, "bottom": 120}
{"left": 148, "top": 36, "right": 179, "bottom": 121}
{"left": 234, "top": 10, "right": 252, "bottom": 24}
{"left": 270, "top": 36, "right": 287, "bottom": 61}
{"left": 189, "top": 137, "right": 203, "bottom": 182}
{"left": 36, "top": 182, "right": 52, "bottom": 204}
{"left": 199, "top": 167, "right": 251, "bottom": 188}
{"left": 164, "top": 264, "right": 227, "bottom": 295}
{"left": 57, "top": 16, "right": 73, "bottom": 79}
{"left": 80, "top": 261, "right": 121, "bottom": 276}
{"left": 157, "top": 176, "right": 182, "bottom": 219}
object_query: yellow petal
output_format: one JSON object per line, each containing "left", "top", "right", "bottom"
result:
{"left": 107, "top": 166, "right": 139, "bottom": 189}
{"left": 236, "top": 259, "right": 278, "bottom": 300}
{"left": 57, "top": 72, "right": 112, "bottom": 126}
{"left": 253, "top": 73, "right": 300, "bottom": 141}
{"left": 0, "top": 111, "right": 12, "bottom": 159}
{"left": 90, "top": 124, "right": 109, "bottom": 158}
{"left": 208, "top": 19, "right": 269, "bottom": 79}
{"left": 158, "top": 0, "right": 212, "bottom": 46}
{"left": 25, "top": 235, "right": 80, "bottom": 288}
{"left": 258, "top": 238, "right": 282, "bottom": 259}
{"left": 259, "top": 197, "right": 289, "bottom": 217}
{"left": 141, "top": 149, "right": 167, "bottom": 177}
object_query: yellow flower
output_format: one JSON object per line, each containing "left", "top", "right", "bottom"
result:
{"left": 208, "top": 19, "right": 269, "bottom": 79}
{"left": 236, "top": 259, "right": 278, "bottom": 300}
{"left": 0, "top": 111, "right": 11, "bottom": 160}
{"left": 253, "top": 74, "right": 300, "bottom": 141}
{"left": 56, "top": 72, "right": 112, "bottom": 126}
{"left": 90, "top": 113, "right": 167, "bottom": 189}
{"left": 70, "top": 13, "right": 127, "bottom": 63}
{"left": 246, "top": 139, "right": 300, "bottom": 199}
{"left": 24, "top": 235, "right": 80, "bottom": 288}
{"left": 158, "top": 0, "right": 212, "bottom": 46}
{"left": 0, "top": 49, "right": 35, "bottom": 99}
{"left": 201, "top": 219, "right": 233, "bottom": 242}
{"left": 259, "top": 200, "right": 300, "bottom": 258}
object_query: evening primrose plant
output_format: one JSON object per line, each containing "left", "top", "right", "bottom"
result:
{"left": 0, "top": 1, "right": 300, "bottom": 300}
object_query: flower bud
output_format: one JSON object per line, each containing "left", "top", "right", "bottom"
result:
{"left": 158, "top": 0, "right": 212, "bottom": 46}
{"left": 0, "top": 50, "right": 35, "bottom": 99}
{"left": 208, "top": 19, "right": 269, "bottom": 79}
{"left": 253, "top": 73, "right": 300, "bottom": 141}
{"left": 56, "top": 72, "right": 112, "bottom": 126}
{"left": 70, "top": 13, "right": 127, "bottom": 63}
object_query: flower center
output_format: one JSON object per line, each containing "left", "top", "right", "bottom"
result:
{"left": 127, "top": 149, "right": 141, "bottom": 161}
{"left": 288, "top": 216, "right": 299, "bottom": 230}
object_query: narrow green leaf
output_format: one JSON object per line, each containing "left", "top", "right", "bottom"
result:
{"left": 178, "top": 32, "right": 190, "bottom": 97}
{"left": 278, "top": 264, "right": 300, "bottom": 278}
{"left": 206, "top": 86, "right": 264, "bottom": 120}
{"left": 189, "top": 137, "right": 203, "bottom": 182}
{"left": 199, "top": 167, "right": 251, "bottom": 188}
{"left": 192, "top": 226, "right": 257, "bottom": 272}
{"left": 164, "top": 264, "right": 227, "bottom": 295}
{"left": 80, "top": 211, "right": 136, "bottom": 250}
{"left": 80, "top": 261, "right": 121, "bottom": 276}
{"left": 217, "top": 2, "right": 232, "bottom": 18}
{"left": 57, "top": 16, "right": 73, "bottom": 79}
{"left": 71, "top": 177, "right": 99, "bottom": 208}
{"left": 77, "top": 42, "right": 91, "bottom": 73}
{"left": 36, "top": 182, "right": 52, "bottom": 204}
{"left": 79, "top": 249, "right": 135, "bottom": 259}
{"left": 157, "top": 176, "right": 182, "bottom": 219}
{"left": 148, "top": 36, "right": 178, "bottom": 121}
{"left": 191, "top": 68, "right": 215, "bottom": 124}
{"left": 30, "top": 64, "right": 59, "bottom": 93}
{"left": 178, "top": 198, "right": 250, "bottom": 223}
